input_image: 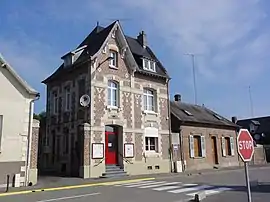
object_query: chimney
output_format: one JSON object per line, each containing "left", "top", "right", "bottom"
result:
{"left": 137, "top": 31, "right": 147, "bottom": 48}
{"left": 174, "top": 94, "right": 181, "bottom": 102}
{"left": 232, "top": 116, "right": 237, "bottom": 123}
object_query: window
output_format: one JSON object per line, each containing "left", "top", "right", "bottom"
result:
{"left": 144, "top": 127, "right": 159, "bottom": 153}
{"left": 109, "top": 50, "right": 118, "bottom": 68}
{"left": 145, "top": 137, "right": 158, "bottom": 152}
{"left": 52, "top": 91, "right": 58, "bottom": 114}
{"left": 221, "top": 136, "right": 235, "bottom": 156}
{"left": 143, "top": 89, "right": 155, "bottom": 112}
{"left": 189, "top": 135, "right": 206, "bottom": 158}
{"left": 65, "top": 86, "right": 71, "bottom": 111}
{"left": 143, "top": 59, "right": 156, "bottom": 72}
{"left": 108, "top": 80, "right": 119, "bottom": 107}
{"left": 0, "top": 115, "right": 3, "bottom": 151}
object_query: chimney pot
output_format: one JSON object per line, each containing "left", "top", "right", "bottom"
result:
{"left": 232, "top": 116, "right": 237, "bottom": 123}
{"left": 174, "top": 94, "right": 181, "bottom": 102}
{"left": 137, "top": 31, "right": 147, "bottom": 48}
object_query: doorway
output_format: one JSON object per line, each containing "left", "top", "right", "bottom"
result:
{"left": 211, "top": 136, "right": 219, "bottom": 165}
{"left": 105, "top": 125, "right": 119, "bottom": 165}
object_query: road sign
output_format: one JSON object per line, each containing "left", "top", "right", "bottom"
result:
{"left": 237, "top": 129, "right": 254, "bottom": 162}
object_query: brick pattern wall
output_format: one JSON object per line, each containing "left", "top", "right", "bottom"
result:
{"left": 93, "top": 87, "right": 106, "bottom": 126}
{"left": 122, "top": 92, "right": 132, "bottom": 128}
{"left": 135, "top": 133, "right": 143, "bottom": 161}
{"left": 82, "top": 126, "right": 90, "bottom": 166}
{"left": 134, "top": 94, "right": 142, "bottom": 129}
{"left": 159, "top": 98, "right": 169, "bottom": 130}
{"left": 125, "top": 132, "right": 133, "bottom": 143}
{"left": 93, "top": 131, "right": 102, "bottom": 143}
{"left": 161, "top": 134, "right": 170, "bottom": 159}
{"left": 30, "top": 120, "right": 40, "bottom": 169}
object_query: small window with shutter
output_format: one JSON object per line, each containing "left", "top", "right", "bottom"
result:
{"left": 222, "top": 136, "right": 234, "bottom": 156}
{"left": 190, "top": 135, "right": 205, "bottom": 158}
{"left": 230, "top": 137, "right": 235, "bottom": 156}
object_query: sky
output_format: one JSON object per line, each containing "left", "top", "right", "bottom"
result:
{"left": 1, "top": 0, "right": 270, "bottom": 120}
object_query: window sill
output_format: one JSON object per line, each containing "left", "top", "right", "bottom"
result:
{"left": 109, "top": 65, "right": 118, "bottom": 70}
{"left": 144, "top": 151, "right": 161, "bottom": 158}
{"left": 143, "top": 110, "right": 158, "bottom": 116}
{"left": 191, "top": 157, "right": 205, "bottom": 159}
{"left": 106, "top": 106, "right": 121, "bottom": 112}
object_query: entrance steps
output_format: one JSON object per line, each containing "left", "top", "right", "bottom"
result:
{"left": 100, "top": 165, "right": 129, "bottom": 178}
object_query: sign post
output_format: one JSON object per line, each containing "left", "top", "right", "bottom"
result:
{"left": 237, "top": 129, "right": 255, "bottom": 202}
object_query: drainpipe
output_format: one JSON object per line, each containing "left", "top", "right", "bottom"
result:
{"left": 179, "top": 125, "right": 185, "bottom": 172}
{"left": 166, "top": 78, "right": 173, "bottom": 172}
{"left": 25, "top": 93, "right": 40, "bottom": 186}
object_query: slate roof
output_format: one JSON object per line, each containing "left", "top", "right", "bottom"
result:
{"left": 237, "top": 116, "right": 270, "bottom": 133}
{"left": 42, "top": 21, "right": 169, "bottom": 84}
{"left": 0, "top": 53, "right": 39, "bottom": 96}
{"left": 170, "top": 101, "right": 238, "bottom": 128}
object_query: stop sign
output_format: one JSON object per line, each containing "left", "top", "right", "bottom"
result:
{"left": 237, "top": 129, "right": 254, "bottom": 162}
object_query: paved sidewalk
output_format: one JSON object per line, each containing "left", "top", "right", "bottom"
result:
{"left": 1, "top": 163, "right": 269, "bottom": 194}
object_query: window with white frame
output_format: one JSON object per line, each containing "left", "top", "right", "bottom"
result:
{"left": 109, "top": 50, "right": 118, "bottom": 68}
{"left": 143, "top": 59, "right": 156, "bottom": 72}
{"left": 108, "top": 80, "right": 119, "bottom": 107}
{"left": 65, "top": 86, "right": 71, "bottom": 111}
{"left": 189, "top": 134, "right": 206, "bottom": 158}
{"left": 144, "top": 127, "right": 159, "bottom": 152}
{"left": 221, "top": 136, "right": 235, "bottom": 157}
{"left": 52, "top": 91, "right": 58, "bottom": 114}
{"left": 143, "top": 88, "right": 155, "bottom": 112}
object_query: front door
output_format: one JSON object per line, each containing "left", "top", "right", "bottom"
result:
{"left": 211, "top": 136, "right": 219, "bottom": 164}
{"left": 105, "top": 131, "right": 118, "bottom": 165}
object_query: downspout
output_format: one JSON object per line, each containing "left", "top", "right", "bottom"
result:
{"left": 25, "top": 93, "right": 40, "bottom": 186}
{"left": 179, "top": 125, "right": 185, "bottom": 172}
{"left": 166, "top": 78, "right": 173, "bottom": 172}
{"left": 87, "top": 55, "right": 92, "bottom": 178}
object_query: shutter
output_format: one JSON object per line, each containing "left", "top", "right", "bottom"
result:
{"left": 221, "top": 137, "right": 226, "bottom": 157}
{"left": 189, "top": 135, "right": 194, "bottom": 158}
{"left": 230, "top": 137, "right": 235, "bottom": 156}
{"left": 201, "top": 136, "right": 206, "bottom": 157}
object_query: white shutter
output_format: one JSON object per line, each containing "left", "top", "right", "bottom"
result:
{"left": 230, "top": 137, "right": 235, "bottom": 156}
{"left": 201, "top": 136, "right": 206, "bottom": 157}
{"left": 189, "top": 135, "right": 194, "bottom": 158}
{"left": 221, "top": 137, "right": 226, "bottom": 157}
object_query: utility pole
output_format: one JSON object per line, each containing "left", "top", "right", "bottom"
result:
{"left": 184, "top": 53, "right": 198, "bottom": 105}
{"left": 248, "top": 86, "right": 254, "bottom": 117}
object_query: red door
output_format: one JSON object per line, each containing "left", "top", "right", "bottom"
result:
{"left": 105, "top": 131, "right": 117, "bottom": 165}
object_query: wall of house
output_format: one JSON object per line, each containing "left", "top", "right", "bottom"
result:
{"left": 0, "top": 67, "right": 35, "bottom": 186}
{"left": 181, "top": 125, "right": 239, "bottom": 171}
{"left": 44, "top": 27, "right": 171, "bottom": 177}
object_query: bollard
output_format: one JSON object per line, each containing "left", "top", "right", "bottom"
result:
{"left": 5, "top": 175, "right": 10, "bottom": 192}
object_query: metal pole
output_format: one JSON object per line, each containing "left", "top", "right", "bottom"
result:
{"left": 248, "top": 86, "right": 254, "bottom": 117}
{"left": 244, "top": 162, "right": 252, "bottom": 202}
{"left": 191, "top": 55, "right": 197, "bottom": 105}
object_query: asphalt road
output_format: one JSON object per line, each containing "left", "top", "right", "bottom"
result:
{"left": 0, "top": 166, "right": 269, "bottom": 202}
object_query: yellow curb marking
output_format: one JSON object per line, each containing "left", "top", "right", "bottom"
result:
{"left": 0, "top": 177, "right": 155, "bottom": 197}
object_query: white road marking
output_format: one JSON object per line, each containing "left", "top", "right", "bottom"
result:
{"left": 139, "top": 182, "right": 181, "bottom": 189}
{"left": 183, "top": 183, "right": 198, "bottom": 186}
{"left": 125, "top": 181, "right": 167, "bottom": 187}
{"left": 153, "top": 185, "right": 181, "bottom": 191}
{"left": 36, "top": 192, "right": 100, "bottom": 202}
{"left": 114, "top": 180, "right": 154, "bottom": 186}
{"left": 186, "top": 187, "right": 233, "bottom": 197}
{"left": 168, "top": 185, "right": 212, "bottom": 194}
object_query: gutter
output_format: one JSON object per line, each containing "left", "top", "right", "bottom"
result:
{"left": 25, "top": 93, "right": 40, "bottom": 186}
{"left": 166, "top": 78, "right": 173, "bottom": 172}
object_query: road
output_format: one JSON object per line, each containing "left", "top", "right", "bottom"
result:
{"left": 0, "top": 166, "right": 269, "bottom": 202}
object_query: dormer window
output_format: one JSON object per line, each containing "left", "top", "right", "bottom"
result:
{"left": 109, "top": 50, "right": 118, "bottom": 68}
{"left": 143, "top": 59, "right": 156, "bottom": 72}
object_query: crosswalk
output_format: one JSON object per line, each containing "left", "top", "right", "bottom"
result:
{"left": 114, "top": 180, "right": 233, "bottom": 198}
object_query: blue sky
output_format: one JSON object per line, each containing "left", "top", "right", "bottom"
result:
{"left": 1, "top": 0, "right": 270, "bottom": 120}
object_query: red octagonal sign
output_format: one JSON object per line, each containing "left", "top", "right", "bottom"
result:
{"left": 237, "top": 129, "right": 254, "bottom": 162}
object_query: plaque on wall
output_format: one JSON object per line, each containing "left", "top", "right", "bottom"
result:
{"left": 92, "top": 143, "right": 104, "bottom": 159}
{"left": 124, "top": 143, "right": 134, "bottom": 158}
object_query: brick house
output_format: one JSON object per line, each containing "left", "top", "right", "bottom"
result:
{"left": 0, "top": 54, "right": 40, "bottom": 187}
{"left": 170, "top": 94, "right": 240, "bottom": 171}
{"left": 41, "top": 21, "right": 171, "bottom": 178}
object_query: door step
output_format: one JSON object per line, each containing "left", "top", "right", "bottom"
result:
{"left": 100, "top": 165, "right": 129, "bottom": 178}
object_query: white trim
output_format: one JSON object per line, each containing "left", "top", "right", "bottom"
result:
{"left": 143, "top": 58, "right": 156, "bottom": 72}
{"left": 107, "top": 80, "right": 119, "bottom": 107}
{"left": 143, "top": 89, "right": 155, "bottom": 111}
{"left": 145, "top": 127, "right": 158, "bottom": 138}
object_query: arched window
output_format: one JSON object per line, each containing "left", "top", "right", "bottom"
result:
{"left": 108, "top": 80, "right": 119, "bottom": 107}
{"left": 143, "top": 88, "right": 155, "bottom": 111}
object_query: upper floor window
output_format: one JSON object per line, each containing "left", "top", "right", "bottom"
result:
{"left": 143, "top": 89, "right": 155, "bottom": 112}
{"left": 108, "top": 80, "right": 119, "bottom": 107}
{"left": 109, "top": 50, "right": 118, "bottom": 68}
{"left": 64, "top": 86, "right": 71, "bottom": 111}
{"left": 143, "top": 59, "right": 156, "bottom": 72}
{"left": 52, "top": 91, "right": 58, "bottom": 114}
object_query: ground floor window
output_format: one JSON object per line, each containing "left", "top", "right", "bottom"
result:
{"left": 144, "top": 127, "right": 159, "bottom": 153}
{"left": 189, "top": 134, "right": 206, "bottom": 158}
{"left": 221, "top": 136, "right": 235, "bottom": 156}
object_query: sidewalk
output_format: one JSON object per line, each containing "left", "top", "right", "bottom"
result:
{"left": 1, "top": 163, "right": 269, "bottom": 193}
